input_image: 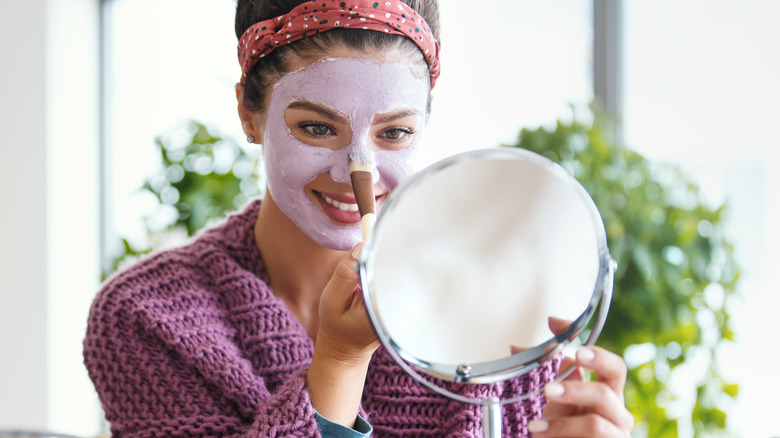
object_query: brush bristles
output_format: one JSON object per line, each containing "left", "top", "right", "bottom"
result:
{"left": 348, "top": 151, "right": 375, "bottom": 173}
{"left": 349, "top": 161, "right": 375, "bottom": 173}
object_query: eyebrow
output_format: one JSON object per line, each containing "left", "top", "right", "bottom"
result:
{"left": 287, "top": 100, "right": 347, "bottom": 123}
{"left": 373, "top": 109, "right": 421, "bottom": 124}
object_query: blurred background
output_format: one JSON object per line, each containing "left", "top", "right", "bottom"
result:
{"left": 1, "top": 0, "right": 778, "bottom": 437}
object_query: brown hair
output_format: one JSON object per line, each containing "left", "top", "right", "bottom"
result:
{"left": 235, "top": 0, "right": 440, "bottom": 113}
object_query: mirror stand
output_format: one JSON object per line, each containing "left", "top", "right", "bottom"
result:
{"left": 482, "top": 398, "right": 502, "bottom": 438}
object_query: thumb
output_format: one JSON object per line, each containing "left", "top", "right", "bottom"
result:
{"left": 548, "top": 316, "right": 573, "bottom": 336}
{"left": 510, "top": 316, "right": 575, "bottom": 355}
{"left": 323, "top": 243, "right": 363, "bottom": 308}
{"left": 558, "top": 355, "right": 585, "bottom": 382}
{"left": 510, "top": 345, "right": 525, "bottom": 355}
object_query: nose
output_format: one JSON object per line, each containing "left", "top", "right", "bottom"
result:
{"left": 329, "top": 128, "right": 378, "bottom": 184}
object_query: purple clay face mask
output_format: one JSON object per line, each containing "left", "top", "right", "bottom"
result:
{"left": 263, "top": 57, "right": 430, "bottom": 250}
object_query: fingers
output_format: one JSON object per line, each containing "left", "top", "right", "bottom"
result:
{"left": 528, "top": 413, "right": 631, "bottom": 437}
{"left": 536, "top": 347, "right": 634, "bottom": 436}
{"left": 541, "top": 379, "right": 633, "bottom": 431}
{"left": 323, "top": 243, "right": 363, "bottom": 313}
{"left": 576, "top": 346, "right": 628, "bottom": 398}
{"left": 332, "top": 242, "right": 363, "bottom": 284}
{"left": 317, "top": 242, "right": 378, "bottom": 363}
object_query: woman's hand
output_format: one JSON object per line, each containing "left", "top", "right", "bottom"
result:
{"left": 307, "top": 243, "right": 380, "bottom": 428}
{"left": 528, "top": 346, "right": 635, "bottom": 437}
{"left": 316, "top": 242, "right": 380, "bottom": 363}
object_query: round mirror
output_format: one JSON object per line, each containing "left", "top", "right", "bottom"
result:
{"left": 358, "top": 148, "right": 614, "bottom": 436}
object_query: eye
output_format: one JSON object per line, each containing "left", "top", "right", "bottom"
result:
{"left": 381, "top": 127, "right": 415, "bottom": 141}
{"left": 299, "top": 121, "right": 335, "bottom": 137}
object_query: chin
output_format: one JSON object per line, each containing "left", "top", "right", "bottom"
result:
{"left": 309, "top": 228, "right": 361, "bottom": 251}
{"left": 296, "top": 211, "right": 361, "bottom": 251}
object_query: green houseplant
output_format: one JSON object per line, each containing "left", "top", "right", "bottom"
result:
{"left": 109, "top": 115, "right": 740, "bottom": 437}
{"left": 504, "top": 115, "right": 739, "bottom": 437}
{"left": 107, "top": 121, "right": 262, "bottom": 273}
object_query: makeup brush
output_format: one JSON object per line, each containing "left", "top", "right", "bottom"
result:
{"left": 348, "top": 151, "right": 376, "bottom": 241}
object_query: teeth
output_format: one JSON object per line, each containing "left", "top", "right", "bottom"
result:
{"left": 321, "top": 193, "right": 359, "bottom": 212}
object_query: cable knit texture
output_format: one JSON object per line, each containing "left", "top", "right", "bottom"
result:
{"left": 84, "top": 200, "right": 559, "bottom": 437}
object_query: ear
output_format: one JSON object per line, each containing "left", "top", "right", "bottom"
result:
{"left": 236, "top": 83, "right": 264, "bottom": 144}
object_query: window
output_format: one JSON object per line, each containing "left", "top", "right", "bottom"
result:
{"left": 426, "top": 0, "right": 593, "bottom": 164}
{"left": 622, "top": 2, "right": 780, "bottom": 436}
{"left": 102, "top": 0, "right": 242, "bottom": 253}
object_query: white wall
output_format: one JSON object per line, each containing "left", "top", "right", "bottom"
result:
{"left": 0, "top": 0, "right": 102, "bottom": 435}
{"left": 0, "top": 0, "right": 50, "bottom": 430}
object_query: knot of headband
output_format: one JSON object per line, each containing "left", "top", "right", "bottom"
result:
{"left": 237, "top": 0, "right": 441, "bottom": 88}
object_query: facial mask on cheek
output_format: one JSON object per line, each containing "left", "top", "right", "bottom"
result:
{"left": 263, "top": 58, "right": 430, "bottom": 251}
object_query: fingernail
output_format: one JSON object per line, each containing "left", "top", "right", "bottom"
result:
{"left": 544, "top": 382, "right": 564, "bottom": 398}
{"left": 352, "top": 242, "right": 364, "bottom": 259}
{"left": 576, "top": 347, "right": 595, "bottom": 363}
{"left": 528, "top": 420, "right": 548, "bottom": 433}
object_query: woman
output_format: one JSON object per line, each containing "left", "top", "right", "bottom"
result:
{"left": 84, "top": 0, "right": 634, "bottom": 436}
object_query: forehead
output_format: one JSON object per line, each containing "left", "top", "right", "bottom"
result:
{"left": 269, "top": 57, "right": 430, "bottom": 119}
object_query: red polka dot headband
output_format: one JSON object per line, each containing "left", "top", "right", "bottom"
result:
{"left": 237, "top": 0, "right": 441, "bottom": 88}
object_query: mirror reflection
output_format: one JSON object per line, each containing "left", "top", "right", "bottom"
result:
{"left": 364, "top": 148, "right": 611, "bottom": 372}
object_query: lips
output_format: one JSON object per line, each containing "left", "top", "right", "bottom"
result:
{"left": 321, "top": 193, "right": 359, "bottom": 212}
{"left": 314, "top": 191, "right": 361, "bottom": 224}
{"left": 313, "top": 190, "right": 383, "bottom": 225}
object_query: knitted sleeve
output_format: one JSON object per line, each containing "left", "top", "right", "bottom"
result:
{"left": 363, "top": 346, "right": 559, "bottom": 437}
{"left": 83, "top": 252, "right": 322, "bottom": 437}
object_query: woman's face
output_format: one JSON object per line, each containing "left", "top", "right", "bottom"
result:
{"left": 259, "top": 53, "right": 430, "bottom": 250}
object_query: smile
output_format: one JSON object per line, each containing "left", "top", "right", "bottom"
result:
{"left": 319, "top": 192, "right": 360, "bottom": 212}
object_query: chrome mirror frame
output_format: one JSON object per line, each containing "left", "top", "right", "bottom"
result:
{"left": 358, "top": 148, "right": 615, "bottom": 438}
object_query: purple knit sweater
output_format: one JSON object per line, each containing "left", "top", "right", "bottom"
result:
{"left": 84, "top": 200, "right": 558, "bottom": 437}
